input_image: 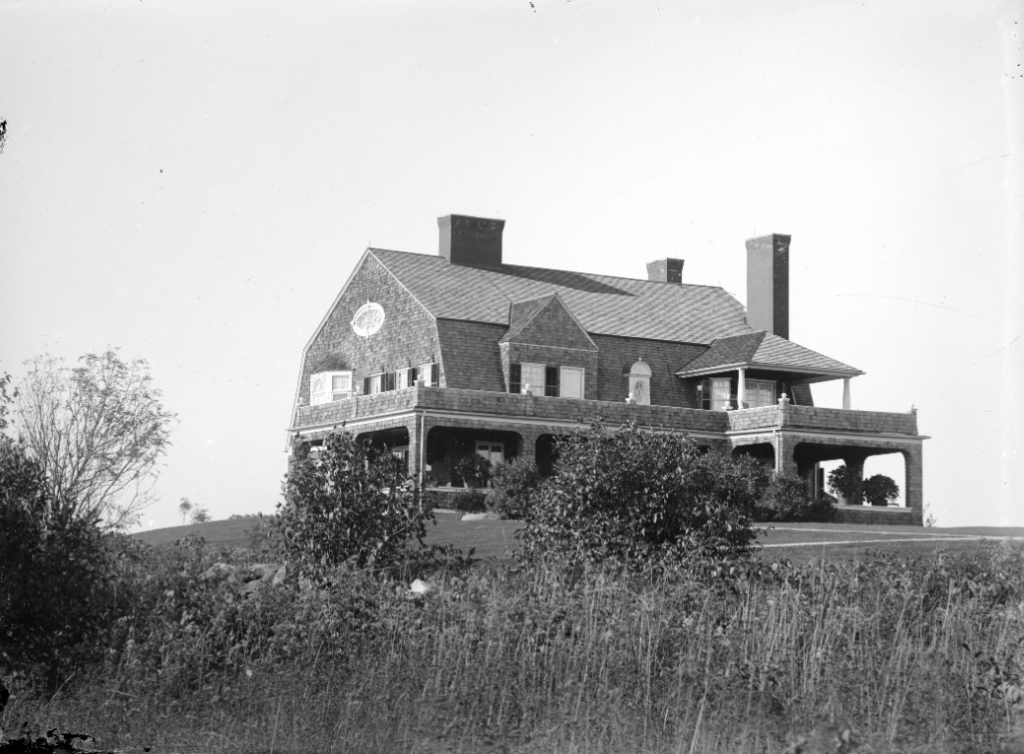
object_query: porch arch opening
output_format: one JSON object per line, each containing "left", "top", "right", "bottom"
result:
{"left": 424, "top": 427, "right": 522, "bottom": 488}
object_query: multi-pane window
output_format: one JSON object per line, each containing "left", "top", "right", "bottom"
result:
{"left": 520, "top": 363, "right": 546, "bottom": 395}
{"left": 419, "top": 363, "right": 439, "bottom": 387}
{"left": 710, "top": 377, "right": 732, "bottom": 410}
{"left": 475, "top": 441, "right": 505, "bottom": 466}
{"left": 509, "top": 362, "right": 584, "bottom": 398}
{"left": 310, "top": 371, "right": 354, "bottom": 405}
{"left": 745, "top": 379, "right": 776, "bottom": 408}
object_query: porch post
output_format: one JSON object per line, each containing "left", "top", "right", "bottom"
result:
{"left": 841, "top": 452, "right": 866, "bottom": 505}
{"left": 842, "top": 378, "right": 851, "bottom": 410}
{"left": 737, "top": 368, "right": 747, "bottom": 409}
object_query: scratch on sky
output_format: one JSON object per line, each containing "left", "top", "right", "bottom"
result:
{"left": 983, "top": 335, "right": 1020, "bottom": 359}
{"left": 830, "top": 293, "right": 982, "bottom": 319}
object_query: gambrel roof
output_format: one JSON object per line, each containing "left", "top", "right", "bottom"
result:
{"left": 365, "top": 248, "right": 861, "bottom": 380}
{"left": 369, "top": 249, "right": 751, "bottom": 344}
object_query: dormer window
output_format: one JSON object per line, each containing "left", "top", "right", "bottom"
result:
{"left": 509, "top": 362, "right": 585, "bottom": 398}
{"left": 627, "top": 359, "right": 651, "bottom": 405}
{"left": 310, "top": 370, "right": 354, "bottom": 405}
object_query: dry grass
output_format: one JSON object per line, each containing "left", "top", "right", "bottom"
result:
{"left": 5, "top": 540, "right": 1024, "bottom": 753}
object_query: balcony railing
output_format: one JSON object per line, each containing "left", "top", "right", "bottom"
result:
{"left": 726, "top": 404, "right": 919, "bottom": 435}
{"left": 293, "top": 388, "right": 918, "bottom": 437}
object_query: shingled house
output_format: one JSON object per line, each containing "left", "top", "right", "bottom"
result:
{"left": 288, "top": 215, "right": 925, "bottom": 525}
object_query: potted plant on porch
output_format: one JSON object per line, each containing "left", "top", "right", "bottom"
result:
{"left": 862, "top": 474, "right": 900, "bottom": 507}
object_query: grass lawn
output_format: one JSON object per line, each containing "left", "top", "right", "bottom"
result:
{"left": 134, "top": 513, "right": 1024, "bottom": 562}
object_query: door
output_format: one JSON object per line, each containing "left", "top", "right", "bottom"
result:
{"left": 475, "top": 441, "right": 505, "bottom": 467}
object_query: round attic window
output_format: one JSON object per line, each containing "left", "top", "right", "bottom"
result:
{"left": 351, "top": 302, "right": 385, "bottom": 337}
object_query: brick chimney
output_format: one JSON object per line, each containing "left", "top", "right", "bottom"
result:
{"left": 745, "top": 234, "right": 790, "bottom": 339}
{"left": 438, "top": 214, "right": 505, "bottom": 268}
{"left": 646, "top": 258, "right": 684, "bottom": 283}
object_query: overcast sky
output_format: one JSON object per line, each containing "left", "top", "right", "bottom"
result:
{"left": 1, "top": 0, "right": 1021, "bottom": 529}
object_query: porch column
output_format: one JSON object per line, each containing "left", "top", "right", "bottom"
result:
{"left": 903, "top": 444, "right": 924, "bottom": 525}
{"left": 737, "top": 368, "right": 747, "bottom": 409}
{"left": 841, "top": 452, "right": 866, "bottom": 505}
{"left": 409, "top": 414, "right": 426, "bottom": 487}
{"left": 842, "top": 378, "right": 851, "bottom": 410}
{"left": 774, "top": 432, "right": 798, "bottom": 477}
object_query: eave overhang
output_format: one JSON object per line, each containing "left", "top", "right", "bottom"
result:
{"left": 675, "top": 362, "right": 865, "bottom": 382}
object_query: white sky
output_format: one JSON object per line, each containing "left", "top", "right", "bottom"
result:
{"left": 1, "top": 0, "right": 1021, "bottom": 529}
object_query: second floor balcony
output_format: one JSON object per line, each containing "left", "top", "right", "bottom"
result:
{"left": 292, "top": 387, "right": 920, "bottom": 438}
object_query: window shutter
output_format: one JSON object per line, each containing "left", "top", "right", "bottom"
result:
{"left": 384, "top": 372, "right": 394, "bottom": 391}
{"left": 509, "top": 363, "right": 521, "bottom": 394}
{"left": 545, "top": 366, "right": 559, "bottom": 397}
{"left": 363, "top": 376, "right": 370, "bottom": 395}
{"left": 409, "top": 366, "right": 419, "bottom": 386}
{"left": 430, "top": 363, "right": 439, "bottom": 387}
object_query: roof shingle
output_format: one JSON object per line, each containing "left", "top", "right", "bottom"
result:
{"left": 371, "top": 249, "right": 751, "bottom": 344}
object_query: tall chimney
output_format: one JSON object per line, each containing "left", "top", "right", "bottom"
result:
{"left": 438, "top": 214, "right": 505, "bottom": 268}
{"left": 745, "top": 234, "right": 790, "bottom": 339}
{"left": 646, "top": 258, "right": 684, "bottom": 283}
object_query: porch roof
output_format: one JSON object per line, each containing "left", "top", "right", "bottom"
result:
{"left": 675, "top": 331, "right": 863, "bottom": 380}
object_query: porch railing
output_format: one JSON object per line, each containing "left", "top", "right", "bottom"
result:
{"left": 293, "top": 387, "right": 919, "bottom": 437}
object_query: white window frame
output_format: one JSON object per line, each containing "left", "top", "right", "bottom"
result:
{"left": 520, "top": 362, "right": 545, "bottom": 395}
{"left": 475, "top": 441, "right": 505, "bottom": 467}
{"left": 396, "top": 368, "right": 411, "bottom": 390}
{"left": 628, "top": 360, "right": 652, "bottom": 405}
{"left": 745, "top": 379, "right": 776, "bottom": 409}
{"left": 310, "top": 370, "right": 354, "bottom": 405}
{"left": 559, "top": 366, "right": 585, "bottom": 399}
{"left": 418, "top": 363, "right": 437, "bottom": 387}
{"left": 368, "top": 373, "right": 383, "bottom": 395}
{"left": 710, "top": 377, "right": 732, "bottom": 411}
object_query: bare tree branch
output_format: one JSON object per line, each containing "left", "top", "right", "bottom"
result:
{"left": 14, "top": 350, "right": 176, "bottom": 531}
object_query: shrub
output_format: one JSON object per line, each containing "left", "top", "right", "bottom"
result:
{"left": 450, "top": 489, "right": 488, "bottom": 513}
{"left": 455, "top": 453, "right": 492, "bottom": 489}
{"left": 755, "top": 472, "right": 836, "bottom": 522}
{"left": 862, "top": 473, "right": 900, "bottom": 507}
{"left": 489, "top": 457, "right": 543, "bottom": 520}
{"left": 519, "top": 423, "right": 763, "bottom": 570}
{"left": 828, "top": 464, "right": 861, "bottom": 504}
{"left": 275, "top": 432, "right": 431, "bottom": 578}
{"left": 0, "top": 435, "right": 128, "bottom": 684}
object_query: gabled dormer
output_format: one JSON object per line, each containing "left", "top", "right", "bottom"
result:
{"left": 499, "top": 292, "right": 599, "bottom": 400}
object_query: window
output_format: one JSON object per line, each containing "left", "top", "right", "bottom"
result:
{"left": 396, "top": 368, "right": 411, "bottom": 389}
{"left": 419, "top": 363, "right": 439, "bottom": 387}
{"left": 310, "top": 370, "right": 354, "bottom": 405}
{"left": 710, "top": 377, "right": 732, "bottom": 410}
{"left": 520, "top": 362, "right": 545, "bottom": 395}
{"left": 700, "top": 379, "right": 712, "bottom": 410}
{"left": 367, "top": 373, "right": 382, "bottom": 395}
{"left": 745, "top": 379, "right": 776, "bottom": 408}
{"left": 510, "top": 362, "right": 585, "bottom": 398}
{"left": 627, "top": 359, "right": 651, "bottom": 405}
{"left": 509, "top": 363, "right": 521, "bottom": 394}
{"left": 391, "top": 445, "right": 410, "bottom": 467}
{"left": 559, "top": 366, "right": 584, "bottom": 399}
